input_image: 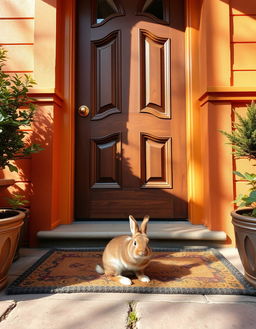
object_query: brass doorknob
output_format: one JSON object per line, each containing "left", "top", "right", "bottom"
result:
{"left": 78, "top": 105, "right": 90, "bottom": 117}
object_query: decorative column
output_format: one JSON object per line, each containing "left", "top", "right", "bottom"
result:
{"left": 199, "top": 0, "right": 235, "bottom": 244}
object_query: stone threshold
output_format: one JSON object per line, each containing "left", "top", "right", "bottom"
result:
{"left": 37, "top": 221, "right": 226, "bottom": 242}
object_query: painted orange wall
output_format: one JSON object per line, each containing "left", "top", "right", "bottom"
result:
{"left": 0, "top": 0, "right": 35, "bottom": 208}
{"left": 1, "top": 0, "right": 256, "bottom": 246}
{"left": 0, "top": 0, "right": 63, "bottom": 246}
{"left": 230, "top": 1, "right": 256, "bottom": 207}
{"left": 230, "top": 0, "right": 256, "bottom": 86}
{"left": 194, "top": 0, "right": 256, "bottom": 245}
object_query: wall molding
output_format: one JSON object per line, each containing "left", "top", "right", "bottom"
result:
{"left": 28, "top": 90, "right": 64, "bottom": 106}
{"left": 199, "top": 87, "right": 256, "bottom": 106}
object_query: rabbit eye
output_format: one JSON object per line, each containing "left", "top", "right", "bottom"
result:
{"left": 133, "top": 241, "right": 137, "bottom": 246}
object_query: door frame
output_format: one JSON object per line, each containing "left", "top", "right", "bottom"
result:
{"left": 57, "top": 0, "right": 203, "bottom": 225}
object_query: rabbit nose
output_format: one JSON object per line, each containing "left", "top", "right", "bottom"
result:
{"left": 138, "top": 250, "right": 145, "bottom": 256}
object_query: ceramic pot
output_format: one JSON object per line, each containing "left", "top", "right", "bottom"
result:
{"left": 9, "top": 208, "right": 30, "bottom": 261}
{"left": 231, "top": 208, "right": 256, "bottom": 287}
{"left": 0, "top": 209, "right": 24, "bottom": 290}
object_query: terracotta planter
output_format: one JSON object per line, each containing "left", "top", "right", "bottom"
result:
{"left": 0, "top": 209, "right": 24, "bottom": 290}
{"left": 231, "top": 208, "right": 256, "bottom": 287}
{"left": 12, "top": 207, "right": 30, "bottom": 261}
{"left": 0, "top": 178, "right": 15, "bottom": 187}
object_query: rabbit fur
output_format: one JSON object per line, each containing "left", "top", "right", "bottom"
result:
{"left": 95, "top": 215, "right": 152, "bottom": 285}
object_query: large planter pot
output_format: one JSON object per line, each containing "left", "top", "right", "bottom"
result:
{"left": 10, "top": 208, "right": 30, "bottom": 261}
{"left": 231, "top": 208, "right": 256, "bottom": 287}
{"left": 0, "top": 209, "right": 24, "bottom": 290}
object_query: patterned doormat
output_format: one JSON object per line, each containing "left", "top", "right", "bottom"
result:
{"left": 7, "top": 248, "right": 256, "bottom": 295}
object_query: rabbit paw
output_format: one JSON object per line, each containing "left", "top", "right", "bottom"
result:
{"left": 119, "top": 276, "right": 132, "bottom": 285}
{"left": 139, "top": 275, "right": 150, "bottom": 283}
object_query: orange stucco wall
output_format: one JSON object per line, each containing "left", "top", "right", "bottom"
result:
{"left": 230, "top": 1, "right": 256, "bottom": 205}
{"left": 0, "top": 1, "right": 35, "bottom": 208}
{"left": 1, "top": 0, "right": 256, "bottom": 246}
{"left": 193, "top": 0, "right": 256, "bottom": 245}
{"left": 0, "top": 0, "right": 64, "bottom": 246}
{"left": 231, "top": 0, "right": 256, "bottom": 86}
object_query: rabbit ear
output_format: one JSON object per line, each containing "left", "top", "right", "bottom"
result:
{"left": 129, "top": 215, "right": 139, "bottom": 236}
{"left": 140, "top": 215, "right": 150, "bottom": 234}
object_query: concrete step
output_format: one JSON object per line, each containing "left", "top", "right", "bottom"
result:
{"left": 37, "top": 221, "right": 227, "bottom": 248}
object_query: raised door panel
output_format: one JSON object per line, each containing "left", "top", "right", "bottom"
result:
{"left": 141, "top": 133, "right": 172, "bottom": 188}
{"left": 140, "top": 30, "right": 171, "bottom": 119}
{"left": 91, "top": 31, "right": 121, "bottom": 120}
{"left": 90, "top": 133, "right": 121, "bottom": 188}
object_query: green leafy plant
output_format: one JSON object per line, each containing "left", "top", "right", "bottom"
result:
{"left": 220, "top": 101, "right": 256, "bottom": 160}
{"left": 232, "top": 172, "right": 256, "bottom": 216}
{"left": 0, "top": 47, "right": 43, "bottom": 173}
{"left": 220, "top": 101, "right": 256, "bottom": 216}
{"left": 5, "top": 193, "right": 29, "bottom": 209}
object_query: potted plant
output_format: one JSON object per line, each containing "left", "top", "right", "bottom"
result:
{"left": 0, "top": 47, "right": 42, "bottom": 289}
{"left": 220, "top": 101, "right": 256, "bottom": 287}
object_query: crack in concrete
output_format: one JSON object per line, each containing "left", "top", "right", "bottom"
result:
{"left": 127, "top": 301, "right": 138, "bottom": 329}
{"left": 0, "top": 301, "right": 17, "bottom": 322}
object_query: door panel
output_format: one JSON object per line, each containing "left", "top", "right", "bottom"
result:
{"left": 141, "top": 133, "right": 172, "bottom": 188}
{"left": 75, "top": 0, "right": 187, "bottom": 219}
{"left": 90, "top": 133, "right": 122, "bottom": 189}
{"left": 91, "top": 30, "right": 122, "bottom": 120}
{"left": 140, "top": 30, "right": 171, "bottom": 118}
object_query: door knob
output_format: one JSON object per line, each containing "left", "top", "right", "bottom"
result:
{"left": 78, "top": 105, "right": 90, "bottom": 117}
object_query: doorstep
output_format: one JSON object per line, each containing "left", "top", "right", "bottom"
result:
{"left": 37, "top": 221, "right": 227, "bottom": 248}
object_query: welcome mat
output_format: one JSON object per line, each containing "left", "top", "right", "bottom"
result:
{"left": 7, "top": 248, "right": 256, "bottom": 295}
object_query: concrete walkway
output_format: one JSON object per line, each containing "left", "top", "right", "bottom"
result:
{"left": 0, "top": 248, "right": 256, "bottom": 329}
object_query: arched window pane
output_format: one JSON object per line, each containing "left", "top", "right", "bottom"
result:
{"left": 96, "top": 0, "right": 119, "bottom": 24}
{"left": 142, "top": 0, "right": 164, "bottom": 21}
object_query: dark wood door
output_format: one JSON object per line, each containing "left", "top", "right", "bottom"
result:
{"left": 75, "top": 0, "right": 187, "bottom": 219}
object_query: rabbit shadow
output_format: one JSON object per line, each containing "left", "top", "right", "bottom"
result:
{"left": 143, "top": 254, "right": 210, "bottom": 283}
{"left": 144, "top": 261, "right": 197, "bottom": 282}
{"left": 114, "top": 258, "right": 204, "bottom": 284}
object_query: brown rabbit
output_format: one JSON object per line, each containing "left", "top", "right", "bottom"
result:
{"left": 96, "top": 215, "right": 152, "bottom": 285}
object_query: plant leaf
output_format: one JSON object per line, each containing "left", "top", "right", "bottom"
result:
{"left": 7, "top": 163, "right": 18, "bottom": 172}
{"left": 233, "top": 171, "right": 246, "bottom": 179}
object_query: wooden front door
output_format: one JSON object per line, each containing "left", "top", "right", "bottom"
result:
{"left": 75, "top": 0, "right": 187, "bottom": 219}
